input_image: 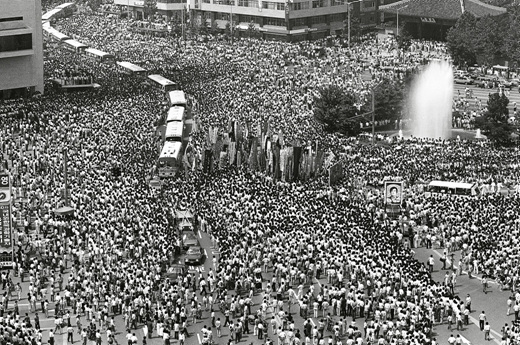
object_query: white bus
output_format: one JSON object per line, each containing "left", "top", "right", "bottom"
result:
{"left": 166, "top": 106, "right": 185, "bottom": 123}
{"left": 158, "top": 141, "right": 182, "bottom": 177}
{"left": 165, "top": 121, "right": 184, "bottom": 142}
{"left": 62, "top": 39, "right": 88, "bottom": 53}
{"left": 148, "top": 74, "right": 177, "bottom": 92}
{"left": 43, "top": 26, "right": 70, "bottom": 42}
{"left": 425, "top": 181, "right": 479, "bottom": 197}
{"left": 85, "top": 48, "right": 115, "bottom": 63}
{"left": 116, "top": 61, "right": 147, "bottom": 75}
{"left": 168, "top": 90, "right": 187, "bottom": 108}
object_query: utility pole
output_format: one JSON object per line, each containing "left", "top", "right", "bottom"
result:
{"left": 63, "top": 147, "right": 69, "bottom": 206}
{"left": 371, "top": 90, "right": 375, "bottom": 146}
{"left": 230, "top": 0, "right": 234, "bottom": 44}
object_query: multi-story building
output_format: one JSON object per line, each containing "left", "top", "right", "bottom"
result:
{"left": 0, "top": 0, "right": 44, "bottom": 99}
{"left": 115, "top": 0, "right": 380, "bottom": 41}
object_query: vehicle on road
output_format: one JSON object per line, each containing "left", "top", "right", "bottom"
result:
{"left": 475, "top": 76, "right": 497, "bottom": 88}
{"left": 498, "top": 78, "right": 517, "bottom": 89}
{"left": 182, "top": 230, "right": 199, "bottom": 249}
{"left": 454, "top": 76, "right": 473, "bottom": 85}
{"left": 185, "top": 245, "right": 204, "bottom": 264}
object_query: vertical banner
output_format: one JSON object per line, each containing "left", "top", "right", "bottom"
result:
{"left": 293, "top": 146, "right": 302, "bottom": 180}
{"left": 0, "top": 174, "right": 13, "bottom": 268}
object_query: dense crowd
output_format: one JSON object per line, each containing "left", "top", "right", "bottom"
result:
{"left": 1, "top": 6, "right": 520, "bottom": 345}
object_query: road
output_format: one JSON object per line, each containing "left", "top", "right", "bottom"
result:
{"left": 9, "top": 225, "right": 515, "bottom": 345}
{"left": 453, "top": 82, "right": 520, "bottom": 115}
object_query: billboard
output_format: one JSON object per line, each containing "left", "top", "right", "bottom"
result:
{"left": 384, "top": 181, "right": 403, "bottom": 205}
{"left": 0, "top": 174, "right": 13, "bottom": 267}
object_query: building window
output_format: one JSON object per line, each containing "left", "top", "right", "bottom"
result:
{"left": 292, "top": 17, "right": 306, "bottom": 26}
{"left": 203, "top": 0, "right": 210, "bottom": 4}
{"left": 292, "top": 2, "right": 309, "bottom": 10}
{"left": 238, "top": 0, "right": 258, "bottom": 6}
{"left": 0, "top": 34, "right": 32, "bottom": 53}
{"left": 262, "top": 1, "right": 284, "bottom": 10}
{"left": 363, "top": 1, "right": 374, "bottom": 8}
{"left": 329, "top": 13, "right": 343, "bottom": 22}
{"left": 265, "top": 17, "right": 285, "bottom": 26}
{"left": 312, "top": 0, "right": 325, "bottom": 7}
{"left": 310, "top": 15, "right": 325, "bottom": 25}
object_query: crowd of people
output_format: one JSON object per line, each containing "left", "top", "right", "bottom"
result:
{"left": 1, "top": 3, "right": 520, "bottom": 345}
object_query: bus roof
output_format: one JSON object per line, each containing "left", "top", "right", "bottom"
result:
{"left": 117, "top": 61, "right": 147, "bottom": 73}
{"left": 43, "top": 26, "right": 70, "bottom": 40}
{"left": 168, "top": 90, "right": 187, "bottom": 106}
{"left": 159, "top": 141, "right": 182, "bottom": 159}
{"left": 55, "top": 2, "right": 75, "bottom": 9}
{"left": 167, "top": 107, "right": 185, "bottom": 122}
{"left": 165, "top": 121, "right": 184, "bottom": 139}
{"left": 148, "top": 74, "right": 175, "bottom": 87}
{"left": 42, "top": 9, "right": 62, "bottom": 20}
{"left": 64, "top": 39, "right": 88, "bottom": 49}
{"left": 428, "top": 181, "right": 475, "bottom": 189}
{"left": 85, "top": 48, "right": 114, "bottom": 58}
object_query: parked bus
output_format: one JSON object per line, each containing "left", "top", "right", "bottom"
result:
{"left": 166, "top": 106, "right": 185, "bottom": 123}
{"left": 42, "top": 8, "right": 62, "bottom": 22}
{"left": 425, "top": 181, "right": 479, "bottom": 197}
{"left": 165, "top": 121, "right": 184, "bottom": 142}
{"left": 116, "top": 61, "right": 147, "bottom": 76}
{"left": 157, "top": 141, "right": 182, "bottom": 177}
{"left": 55, "top": 2, "right": 77, "bottom": 17}
{"left": 43, "top": 26, "right": 70, "bottom": 43}
{"left": 62, "top": 39, "right": 88, "bottom": 53}
{"left": 148, "top": 74, "right": 177, "bottom": 92}
{"left": 168, "top": 90, "right": 187, "bottom": 108}
{"left": 85, "top": 48, "right": 115, "bottom": 63}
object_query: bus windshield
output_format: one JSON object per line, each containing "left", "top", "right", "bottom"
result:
{"left": 158, "top": 141, "right": 182, "bottom": 177}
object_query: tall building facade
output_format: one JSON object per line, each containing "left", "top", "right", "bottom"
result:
{"left": 0, "top": 0, "right": 44, "bottom": 98}
{"left": 116, "top": 0, "right": 380, "bottom": 41}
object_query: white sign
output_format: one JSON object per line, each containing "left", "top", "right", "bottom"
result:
{"left": 420, "top": 17, "right": 436, "bottom": 23}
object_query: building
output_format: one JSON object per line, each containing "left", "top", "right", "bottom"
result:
{"left": 116, "top": 0, "right": 381, "bottom": 41}
{"left": 193, "top": 0, "right": 381, "bottom": 41}
{"left": 114, "top": 0, "right": 189, "bottom": 21}
{"left": 379, "top": 0, "right": 506, "bottom": 40}
{"left": 0, "top": 0, "right": 44, "bottom": 99}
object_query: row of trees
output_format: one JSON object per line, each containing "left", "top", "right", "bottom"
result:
{"left": 314, "top": 83, "right": 515, "bottom": 145}
{"left": 313, "top": 78, "right": 409, "bottom": 137}
{"left": 447, "top": 5, "right": 520, "bottom": 68}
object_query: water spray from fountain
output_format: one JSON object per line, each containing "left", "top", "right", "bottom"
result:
{"left": 409, "top": 60, "right": 454, "bottom": 139}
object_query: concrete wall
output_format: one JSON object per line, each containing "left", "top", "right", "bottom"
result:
{"left": 0, "top": 0, "right": 44, "bottom": 94}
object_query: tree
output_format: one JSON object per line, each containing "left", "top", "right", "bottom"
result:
{"left": 313, "top": 85, "right": 360, "bottom": 136}
{"left": 210, "top": 20, "right": 219, "bottom": 35}
{"left": 143, "top": 0, "right": 157, "bottom": 21}
{"left": 342, "top": 15, "right": 362, "bottom": 43}
{"left": 474, "top": 14, "right": 508, "bottom": 65}
{"left": 373, "top": 79, "right": 407, "bottom": 121}
{"left": 504, "top": 5, "right": 520, "bottom": 67}
{"left": 247, "top": 21, "right": 257, "bottom": 39}
{"left": 475, "top": 92, "right": 513, "bottom": 145}
{"left": 447, "top": 12, "right": 478, "bottom": 67}
{"left": 396, "top": 23, "right": 413, "bottom": 51}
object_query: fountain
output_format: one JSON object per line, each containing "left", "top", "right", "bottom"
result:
{"left": 409, "top": 60, "right": 454, "bottom": 139}
{"left": 475, "top": 128, "right": 482, "bottom": 139}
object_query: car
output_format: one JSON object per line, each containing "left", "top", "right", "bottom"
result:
{"left": 498, "top": 78, "right": 516, "bottom": 89}
{"left": 454, "top": 76, "right": 473, "bottom": 85}
{"left": 185, "top": 246, "right": 204, "bottom": 265}
{"left": 182, "top": 230, "right": 199, "bottom": 249}
{"left": 475, "top": 76, "right": 497, "bottom": 88}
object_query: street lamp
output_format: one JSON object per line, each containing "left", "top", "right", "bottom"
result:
{"left": 396, "top": 4, "right": 408, "bottom": 38}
